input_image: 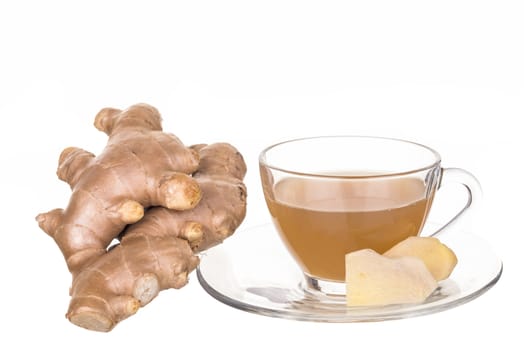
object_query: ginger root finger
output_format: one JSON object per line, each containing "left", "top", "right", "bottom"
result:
{"left": 116, "top": 199, "right": 145, "bottom": 224}
{"left": 157, "top": 172, "right": 202, "bottom": 210}
{"left": 191, "top": 142, "right": 247, "bottom": 181}
{"left": 57, "top": 147, "right": 95, "bottom": 188}
{"left": 67, "top": 235, "right": 198, "bottom": 332}
{"left": 37, "top": 103, "right": 201, "bottom": 275}
{"left": 94, "top": 104, "right": 162, "bottom": 134}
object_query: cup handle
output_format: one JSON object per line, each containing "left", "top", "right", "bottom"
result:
{"left": 430, "top": 167, "right": 482, "bottom": 237}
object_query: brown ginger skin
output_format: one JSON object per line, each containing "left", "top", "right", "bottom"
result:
{"left": 36, "top": 104, "right": 202, "bottom": 275}
{"left": 68, "top": 235, "right": 200, "bottom": 332}
{"left": 66, "top": 143, "right": 247, "bottom": 332}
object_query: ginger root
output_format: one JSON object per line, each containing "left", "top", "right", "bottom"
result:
{"left": 36, "top": 104, "right": 247, "bottom": 332}
{"left": 36, "top": 104, "right": 202, "bottom": 276}
{"left": 67, "top": 143, "right": 247, "bottom": 331}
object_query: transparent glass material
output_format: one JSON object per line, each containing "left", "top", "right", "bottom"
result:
{"left": 197, "top": 136, "right": 499, "bottom": 322}
{"left": 197, "top": 222, "right": 502, "bottom": 322}
{"left": 258, "top": 136, "right": 481, "bottom": 287}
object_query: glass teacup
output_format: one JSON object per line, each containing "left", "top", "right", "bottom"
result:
{"left": 259, "top": 136, "right": 481, "bottom": 294}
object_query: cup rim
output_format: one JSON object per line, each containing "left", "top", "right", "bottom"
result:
{"left": 259, "top": 135, "right": 442, "bottom": 179}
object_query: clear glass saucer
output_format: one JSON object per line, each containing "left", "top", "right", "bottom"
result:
{"left": 196, "top": 222, "right": 502, "bottom": 322}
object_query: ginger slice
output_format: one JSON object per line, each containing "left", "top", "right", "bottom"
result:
{"left": 384, "top": 236, "right": 458, "bottom": 281}
{"left": 345, "top": 249, "right": 438, "bottom": 307}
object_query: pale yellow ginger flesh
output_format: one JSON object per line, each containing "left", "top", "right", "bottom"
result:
{"left": 345, "top": 236, "right": 458, "bottom": 307}
{"left": 384, "top": 236, "right": 458, "bottom": 281}
{"left": 345, "top": 249, "right": 438, "bottom": 307}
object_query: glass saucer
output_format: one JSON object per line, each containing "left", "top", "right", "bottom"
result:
{"left": 196, "top": 222, "right": 502, "bottom": 322}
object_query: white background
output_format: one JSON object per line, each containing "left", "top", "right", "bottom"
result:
{"left": 1, "top": 1, "right": 522, "bottom": 348}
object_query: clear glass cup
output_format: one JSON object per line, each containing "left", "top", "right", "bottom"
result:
{"left": 259, "top": 136, "right": 481, "bottom": 295}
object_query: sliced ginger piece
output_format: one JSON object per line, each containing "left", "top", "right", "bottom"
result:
{"left": 384, "top": 236, "right": 458, "bottom": 281}
{"left": 345, "top": 249, "right": 438, "bottom": 307}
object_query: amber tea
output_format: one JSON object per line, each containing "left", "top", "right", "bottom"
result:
{"left": 265, "top": 176, "right": 433, "bottom": 282}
